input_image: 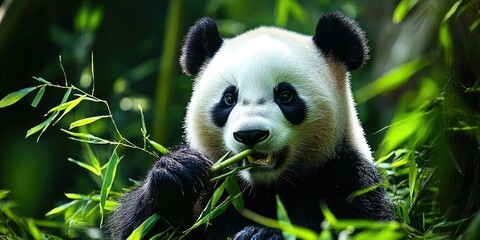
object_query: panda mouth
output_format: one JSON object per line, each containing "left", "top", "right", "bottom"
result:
{"left": 246, "top": 152, "right": 274, "bottom": 165}
{"left": 243, "top": 147, "right": 289, "bottom": 168}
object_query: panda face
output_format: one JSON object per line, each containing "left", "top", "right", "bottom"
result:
{"left": 182, "top": 14, "right": 371, "bottom": 185}
{"left": 185, "top": 28, "right": 345, "bottom": 184}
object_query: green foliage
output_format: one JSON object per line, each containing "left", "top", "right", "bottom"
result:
{"left": 99, "top": 151, "right": 120, "bottom": 226}
{"left": 392, "top": 0, "right": 419, "bottom": 23}
{"left": 354, "top": 54, "right": 435, "bottom": 104}
{"left": 0, "top": 87, "right": 37, "bottom": 108}
{"left": 126, "top": 214, "right": 160, "bottom": 240}
{"left": 69, "top": 116, "right": 110, "bottom": 130}
{"left": 1, "top": 55, "right": 168, "bottom": 239}
{"left": 275, "top": 0, "right": 308, "bottom": 27}
{"left": 1, "top": 0, "right": 479, "bottom": 239}
{"left": 242, "top": 208, "right": 319, "bottom": 240}
{"left": 1, "top": 190, "right": 63, "bottom": 239}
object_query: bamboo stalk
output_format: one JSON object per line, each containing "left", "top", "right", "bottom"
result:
{"left": 212, "top": 149, "right": 253, "bottom": 172}
{"left": 152, "top": 0, "right": 183, "bottom": 143}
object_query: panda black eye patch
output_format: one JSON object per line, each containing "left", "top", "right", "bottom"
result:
{"left": 211, "top": 85, "right": 237, "bottom": 127}
{"left": 274, "top": 82, "right": 306, "bottom": 125}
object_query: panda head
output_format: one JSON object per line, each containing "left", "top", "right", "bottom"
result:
{"left": 181, "top": 12, "right": 371, "bottom": 185}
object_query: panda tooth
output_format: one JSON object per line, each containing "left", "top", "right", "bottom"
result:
{"left": 247, "top": 155, "right": 255, "bottom": 164}
{"left": 266, "top": 154, "right": 273, "bottom": 164}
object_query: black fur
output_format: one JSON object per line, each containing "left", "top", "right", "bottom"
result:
{"left": 274, "top": 82, "right": 307, "bottom": 125}
{"left": 313, "top": 12, "right": 369, "bottom": 71}
{"left": 108, "top": 148, "right": 212, "bottom": 240}
{"left": 180, "top": 17, "right": 223, "bottom": 76}
{"left": 233, "top": 226, "right": 283, "bottom": 240}
{"left": 211, "top": 85, "right": 237, "bottom": 127}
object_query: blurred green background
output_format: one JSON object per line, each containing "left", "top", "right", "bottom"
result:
{"left": 0, "top": 0, "right": 478, "bottom": 239}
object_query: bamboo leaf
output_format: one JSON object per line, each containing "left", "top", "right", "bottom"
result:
{"left": 464, "top": 212, "right": 480, "bottom": 240}
{"left": 355, "top": 54, "right": 434, "bottom": 103}
{"left": 210, "top": 165, "right": 249, "bottom": 182}
{"left": 33, "top": 88, "right": 73, "bottom": 141}
{"left": 439, "top": 24, "right": 453, "bottom": 58}
{"left": 289, "top": 0, "right": 307, "bottom": 24}
{"left": 67, "top": 137, "right": 111, "bottom": 145}
{"left": 26, "top": 218, "right": 43, "bottom": 240}
{"left": 81, "top": 95, "right": 103, "bottom": 102}
{"left": 46, "top": 91, "right": 81, "bottom": 115}
{"left": 400, "top": 203, "right": 410, "bottom": 224}
{"left": 45, "top": 200, "right": 80, "bottom": 217}
{"left": 99, "top": 151, "right": 120, "bottom": 226}
{"left": 241, "top": 208, "right": 318, "bottom": 240}
{"left": 61, "top": 129, "right": 110, "bottom": 144}
{"left": 67, "top": 158, "right": 101, "bottom": 176}
{"left": 32, "top": 76, "right": 51, "bottom": 84}
{"left": 391, "top": 155, "right": 409, "bottom": 168}
{"left": 0, "top": 87, "right": 37, "bottom": 108}
{"left": 320, "top": 203, "right": 338, "bottom": 226}
{"left": 275, "top": 0, "right": 289, "bottom": 27}
{"left": 26, "top": 116, "right": 53, "bottom": 139}
{"left": 147, "top": 139, "right": 169, "bottom": 155}
{"left": 126, "top": 214, "right": 160, "bottom": 240}
{"left": 26, "top": 88, "right": 71, "bottom": 141}
{"left": 60, "top": 87, "right": 72, "bottom": 103}
{"left": 225, "top": 175, "right": 244, "bottom": 211}
{"left": 47, "top": 99, "right": 76, "bottom": 114}
{"left": 91, "top": 52, "right": 95, "bottom": 95}
{"left": 276, "top": 196, "right": 295, "bottom": 240}
{"left": 276, "top": 196, "right": 290, "bottom": 223}
{"left": 375, "top": 149, "right": 409, "bottom": 165}
{"left": 409, "top": 153, "right": 417, "bottom": 200}
{"left": 69, "top": 115, "right": 109, "bottom": 130}
{"left": 346, "top": 184, "right": 381, "bottom": 203}
{"left": 55, "top": 95, "right": 86, "bottom": 124}
{"left": 190, "top": 199, "right": 231, "bottom": 230}
{"left": 85, "top": 143, "right": 101, "bottom": 175}
{"left": 197, "top": 181, "right": 226, "bottom": 222}
{"left": 393, "top": 0, "right": 419, "bottom": 23}
{"left": 31, "top": 86, "right": 45, "bottom": 107}
{"left": 148, "top": 229, "right": 170, "bottom": 240}
{"left": 469, "top": 18, "right": 480, "bottom": 32}
{"left": 138, "top": 104, "right": 147, "bottom": 137}
{"left": 0, "top": 190, "right": 10, "bottom": 199}
{"left": 104, "top": 199, "right": 120, "bottom": 211}
{"left": 64, "top": 193, "right": 119, "bottom": 210}
{"left": 65, "top": 193, "right": 84, "bottom": 200}
{"left": 442, "top": 0, "right": 462, "bottom": 23}
{"left": 210, "top": 181, "right": 226, "bottom": 209}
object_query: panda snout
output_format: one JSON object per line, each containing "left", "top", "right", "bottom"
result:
{"left": 233, "top": 130, "right": 270, "bottom": 146}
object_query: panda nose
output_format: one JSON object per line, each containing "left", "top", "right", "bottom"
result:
{"left": 233, "top": 130, "right": 270, "bottom": 146}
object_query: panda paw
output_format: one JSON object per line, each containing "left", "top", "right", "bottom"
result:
{"left": 233, "top": 226, "right": 283, "bottom": 240}
{"left": 145, "top": 147, "right": 213, "bottom": 205}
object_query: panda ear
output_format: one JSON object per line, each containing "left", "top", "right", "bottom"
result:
{"left": 313, "top": 12, "right": 369, "bottom": 71}
{"left": 180, "top": 17, "right": 224, "bottom": 76}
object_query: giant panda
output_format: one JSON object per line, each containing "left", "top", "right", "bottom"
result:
{"left": 110, "top": 12, "right": 393, "bottom": 240}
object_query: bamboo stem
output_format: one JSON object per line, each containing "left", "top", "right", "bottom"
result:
{"left": 212, "top": 149, "right": 253, "bottom": 172}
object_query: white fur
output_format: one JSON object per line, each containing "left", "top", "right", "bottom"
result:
{"left": 185, "top": 26, "right": 372, "bottom": 184}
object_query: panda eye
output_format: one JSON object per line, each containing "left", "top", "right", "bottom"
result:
{"left": 224, "top": 93, "right": 236, "bottom": 106}
{"left": 279, "top": 91, "right": 293, "bottom": 103}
